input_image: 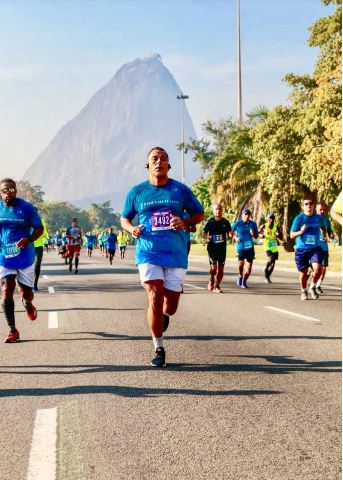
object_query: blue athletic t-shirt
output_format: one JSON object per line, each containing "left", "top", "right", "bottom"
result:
{"left": 86, "top": 234, "right": 97, "bottom": 248}
{"left": 105, "top": 233, "right": 117, "bottom": 250}
{"left": 122, "top": 179, "right": 204, "bottom": 268}
{"left": 291, "top": 213, "right": 326, "bottom": 250}
{"left": 0, "top": 198, "right": 43, "bottom": 269}
{"left": 231, "top": 219, "right": 258, "bottom": 252}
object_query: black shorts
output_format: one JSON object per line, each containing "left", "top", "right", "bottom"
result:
{"left": 107, "top": 249, "right": 115, "bottom": 255}
{"left": 237, "top": 247, "right": 255, "bottom": 263}
{"left": 208, "top": 246, "right": 226, "bottom": 266}
{"left": 266, "top": 250, "right": 279, "bottom": 261}
{"left": 321, "top": 251, "right": 329, "bottom": 267}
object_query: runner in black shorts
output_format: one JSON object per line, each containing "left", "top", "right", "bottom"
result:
{"left": 203, "top": 203, "right": 231, "bottom": 293}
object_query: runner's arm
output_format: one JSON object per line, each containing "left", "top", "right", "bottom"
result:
{"left": 16, "top": 226, "right": 44, "bottom": 249}
{"left": 120, "top": 217, "right": 143, "bottom": 239}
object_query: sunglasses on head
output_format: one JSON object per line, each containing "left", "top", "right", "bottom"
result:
{"left": 1, "top": 187, "right": 16, "bottom": 193}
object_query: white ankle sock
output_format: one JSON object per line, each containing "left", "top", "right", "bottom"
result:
{"left": 316, "top": 279, "right": 322, "bottom": 287}
{"left": 153, "top": 336, "right": 164, "bottom": 350}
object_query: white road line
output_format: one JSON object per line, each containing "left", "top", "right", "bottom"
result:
{"left": 48, "top": 287, "right": 55, "bottom": 294}
{"left": 184, "top": 283, "right": 206, "bottom": 290}
{"left": 27, "top": 408, "right": 57, "bottom": 480}
{"left": 42, "top": 275, "right": 49, "bottom": 279}
{"left": 264, "top": 306, "right": 321, "bottom": 323}
{"left": 48, "top": 312, "right": 59, "bottom": 329}
{"left": 323, "top": 285, "right": 342, "bottom": 291}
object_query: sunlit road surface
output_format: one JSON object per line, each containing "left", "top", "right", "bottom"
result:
{"left": 0, "top": 247, "right": 341, "bottom": 480}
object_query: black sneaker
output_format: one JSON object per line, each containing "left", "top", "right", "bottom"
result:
{"left": 150, "top": 347, "right": 166, "bottom": 367}
{"left": 69, "top": 264, "right": 72, "bottom": 272}
{"left": 74, "top": 269, "right": 78, "bottom": 274}
{"left": 317, "top": 285, "right": 323, "bottom": 294}
{"left": 162, "top": 314, "right": 170, "bottom": 332}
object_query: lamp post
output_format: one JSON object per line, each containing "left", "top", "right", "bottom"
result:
{"left": 176, "top": 93, "right": 189, "bottom": 183}
{"left": 237, "top": 0, "right": 243, "bottom": 126}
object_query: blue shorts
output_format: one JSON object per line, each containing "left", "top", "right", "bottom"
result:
{"left": 295, "top": 248, "right": 322, "bottom": 272}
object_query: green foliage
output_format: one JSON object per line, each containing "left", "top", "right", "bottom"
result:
{"left": 40, "top": 202, "right": 91, "bottom": 232}
{"left": 284, "top": 1, "right": 342, "bottom": 203}
{"left": 16, "top": 181, "right": 44, "bottom": 206}
{"left": 88, "top": 201, "right": 121, "bottom": 230}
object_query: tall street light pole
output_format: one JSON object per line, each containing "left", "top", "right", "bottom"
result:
{"left": 237, "top": 0, "right": 243, "bottom": 126}
{"left": 176, "top": 93, "right": 189, "bottom": 183}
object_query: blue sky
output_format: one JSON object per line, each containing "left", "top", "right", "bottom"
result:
{"left": 0, "top": 0, "right": 334, "bottom": 178}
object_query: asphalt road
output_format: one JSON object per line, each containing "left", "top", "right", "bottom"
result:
{"left": 0, "top": 247, "right": 341, "bottom": 480}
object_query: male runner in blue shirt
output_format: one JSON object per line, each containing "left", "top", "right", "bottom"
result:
{"left": 231, "top": 209, "right": 259, "bottom": 289}
{"left": 105, "top": 228, "right": 117, "bottom": 265}
{"left": 0, "top": 178, "right": 43, "bottom": 342}
{"left": 290, "top": 196, "right": 327, "bottom": 300}
{"left": 121, "top": 147, "right": 204, "bottom": 367}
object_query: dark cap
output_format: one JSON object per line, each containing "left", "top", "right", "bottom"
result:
{"left": 268, "top": 213, "right": 275, "bottom": 219}
{"left": 243, "top": 208, "right": 251, "bottom": 215}
{"left": 72, "top": 217, "right": 78, "bottom": 221}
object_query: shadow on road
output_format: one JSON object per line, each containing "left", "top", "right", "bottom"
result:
{"left": 0, "top": 385, "right": 282, "bottom": 398}
{"left": 0, "top": 357, "right": 340, "bottom": 376}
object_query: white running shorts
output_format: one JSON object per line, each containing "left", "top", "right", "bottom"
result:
{"left": 0, "top": 264, "right": 35, "bottom": 288}
{"left": 138, "top": 263, "right": 186, "bottom": 293}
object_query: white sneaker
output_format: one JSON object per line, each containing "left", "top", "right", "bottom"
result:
{"left": 309, "top": 286, "right": 319, "bottom": 300}
{"left": 300, "top": 290, "right": 308, "bottom": 301}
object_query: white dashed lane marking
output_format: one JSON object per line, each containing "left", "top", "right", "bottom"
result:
{"left": 184, "top": 283, "right": 206, "bottom": 290}
{"left": 264, "top": 306, "right": 321, "bottom": 323}
{"left": 48, "top": 312, "right": 59, "bottom": 329}
{"left": 48, "top": 287, "right": 55, "bottom": 294}
{"left": 27, "top": 408, "right": 57, "bottom": 480}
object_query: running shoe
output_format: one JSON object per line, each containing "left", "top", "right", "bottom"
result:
{"left": 241, "top": 280, "right": 248, "bottom": 289}
{"left": 316, "top": 285, "right": 323, "bottom": 294}
{"left": 208, "top": 281, "right": 214, "bottom": 291}
{"left": 22, "top": 299, "right": 37, "bottom": 321}
{"left": 309, "top": 286, "right": 319, "bottom": 300}
{"left": 214, "top": 285, "right": 223, "bottom": 293}
{"left": 162, "top": 314, "right": 170, "bottom": 332}
{"left": 74, "top": 269, "right": 78, "bottom": 274}
{"left": 4, "top": 329, "right": 20, "bottom": 343}
{"left": 236, "top": 277, "right": 243, "bottom": 287}
{"left": 264, "top": 276, "right": 272, "bottom": 284}
{"left": 33, "top": 286, "right": 39, "bottom": 292}
{"left": 150, "top": 347, "right": 166, "bottom": 367}
{"left": 69, "top": 264, "right": 72, "bottom": 272}
{"left": 300, "top": 290, "right": 308, "bottom": 301}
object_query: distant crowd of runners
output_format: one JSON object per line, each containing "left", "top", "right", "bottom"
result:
{"left": 0, "top": 147, "right": 341, "bottom": 367}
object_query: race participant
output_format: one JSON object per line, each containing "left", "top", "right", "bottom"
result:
{"left": 59, "top": 231, "right": 69, "bottom": 264}
{"left": 33, "top": 215, "right": 48, "bottom": 291}
{"left": 85, "top": 232, "right": 97, "bottom": 258}
{"left": 0, "top": 178, "right": 43, "bottom": 343}
{"left": 43, "top": 233, "right": 50, "bottom": 253}
{"left": 290, "top": 196, "right": 327, "bottom": 300}
{"left": 98, "top": 231, "right": 105, "bottom": 256}
{"left": 54, "top": 230, "right": 63, "bottom": 253}
{"left": 121, "top": 147, "right": 204, "bottom": 367}
{"left": 231, "top": 209, "right": 259, "bottom": 289}
{"left": 259, "top": 213, "right": 282, "bottom": 283}
{"left": 105, "top": 228, "right": 117, "bottom": 265}
{"left": 330, "top": 191, "right": 342, "bottom": 226}
{"left": 118, "top": 230, "right": 130, "bottom": 259}
{"left": 312, "top": 203, "right": 335, "bottom": 293}
{"left": 66, "top": 218, "right": 83, "bottom": 274}
{"left": 203, "top": 203, "right": 231, "bottom": 293}
{"left": 183, "top": 212, "right": 196, "bottom": 257}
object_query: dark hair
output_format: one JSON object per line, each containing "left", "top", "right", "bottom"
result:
{"left": 0, "top": 178, "right": 16, "bottom": 187}
{"left": 147, "top": 147, "right": 169, "bottom": 159}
